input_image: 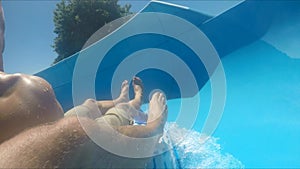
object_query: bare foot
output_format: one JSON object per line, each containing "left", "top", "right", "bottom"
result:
{"left": 115, "top": 80, "right": 129, "bottom": 105}
{"left": 133, "top": 76, "right": 143, "bottom": 101}
{"left": 147, "top": 92, "right": 168, "bottom": 133}
{"left": 129, "top": 77, "right": 143, "bottom": 110}
{"left": 116, "top": 77, "right": 147, "bottom": 124}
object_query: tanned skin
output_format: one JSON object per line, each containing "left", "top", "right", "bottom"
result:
{"left": 0, "top": 91, "right": 167, "bottom": 168}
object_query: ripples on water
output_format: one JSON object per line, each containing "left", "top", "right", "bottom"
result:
{"left": 161, "top": 123, "right": 244, "bottom": 169}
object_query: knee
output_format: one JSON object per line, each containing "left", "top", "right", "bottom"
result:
{"left": 84, "top": 98, "right": 97, "bottom": 104}
{"left": 29, "top": 75, "right": 64, "bottom": 119}
{"left": 82, "top": 99, "right": 102, "bottom": 117}
{"left": 83, "top": 99, "right": 98, "bottom": 110}
{"left": 0, "top": 74, "right": 64, "bottom": 143}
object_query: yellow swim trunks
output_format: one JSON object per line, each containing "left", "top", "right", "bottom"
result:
{"left": 65, "top": 104, "right": 134, "bottom": 126}
{"left": 96, "top": 107, "right": 134, "bottom": 126}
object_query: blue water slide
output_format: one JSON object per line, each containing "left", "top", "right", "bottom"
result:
{"left": 35, "top": 0, "right": 279, "bottom": 112}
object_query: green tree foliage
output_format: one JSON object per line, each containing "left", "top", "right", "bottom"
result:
{"left": 53, "top": 0, "right": 131, "bottom": 63}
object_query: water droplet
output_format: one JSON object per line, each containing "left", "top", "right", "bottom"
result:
{"left": 42, "top": 86, "right": 50, "bottom": 93}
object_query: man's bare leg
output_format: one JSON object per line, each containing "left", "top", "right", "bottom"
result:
{"left": 114, "top": 77, "right": 147, "bottom": 123}
{"left": 0, "top": 92, "right": 168, "bottom": 168}
{"left": 0, "top": 116, "right": 103, "bottom": 168}
{"left": 94, "top": 77, "right": 146, "bottom": 126}
{"left": 116, "top": 92, "right": 167, "bottom": 137}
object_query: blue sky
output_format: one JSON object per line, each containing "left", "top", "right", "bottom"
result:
{"left": 2, "top": 0, "right": 241, "bottom": 74}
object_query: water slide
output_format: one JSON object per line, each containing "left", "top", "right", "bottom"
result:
{"left": 36, "top": 1, "right": 300, "bottom": 168}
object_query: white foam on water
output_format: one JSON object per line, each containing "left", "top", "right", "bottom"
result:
{"left": 163, "top": 122, "right": 244, "bottom": 169}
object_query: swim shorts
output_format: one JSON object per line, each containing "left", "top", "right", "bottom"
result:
{"left": 95, "top": 107, "right": 134, "bottom": 126}
{"left": 65, "top": 105, "right": 133, "bottom": 126}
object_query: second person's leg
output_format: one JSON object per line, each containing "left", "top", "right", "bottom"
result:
{"left": 95, "top": 77, "right": 147, "bottom": 126}
{"left": 64, "top": 80, "right": 129, "bottom": 119}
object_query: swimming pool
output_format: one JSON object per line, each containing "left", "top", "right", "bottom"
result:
{"left": 36, "top": 1, "right": 300, "bottom": 168}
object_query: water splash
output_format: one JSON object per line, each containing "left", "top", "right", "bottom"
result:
{"left": 162, "top": 123, "right": 244, "bottom": 169}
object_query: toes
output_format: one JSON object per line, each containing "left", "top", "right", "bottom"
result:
{"left": 161, "top": 95, "right": 166, "bottom": 104}
{"left": 123, "top": 85, "right": 129, "bottom": 91}
{"left": 159, "top": 93, "right": 163, "bottom": 101}
{"left": 133, "top": 76, "right": 142, "bottom": 82}
{"left": 132, "top": 76, "right": 143, "bottom": 87}
{"left": 151, "top": 92, "right": 160, "bottom": 102}
{"left": 121, "top": 80, "right": 129, "bottom": 93}
{"left": 150, "top": 92, "right": 167, "bottom": 103}
{"left": 158, "top": 93, "right": 162, "bottom": 102}
{"left": 121, "top": 80, "right": 128, "bottom": 88}
{"left": 158, "top": 93, "right": 166, "bottom": 104}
